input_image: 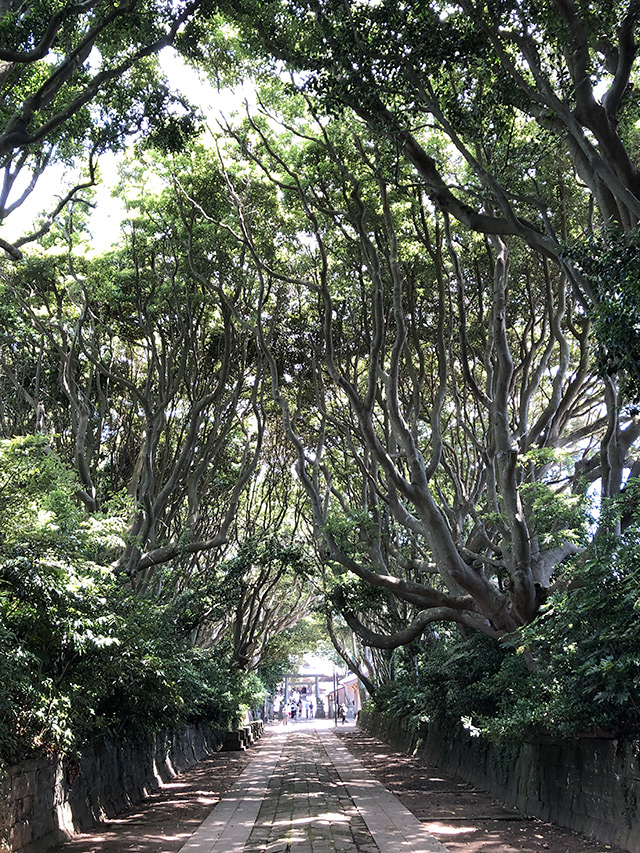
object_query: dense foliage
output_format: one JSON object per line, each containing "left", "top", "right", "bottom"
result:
{"left": 2, "top": 0, "right": 640, "bottom": 764}
{"left": 374, "top": 504, "right": 640, "bottom": 740}
{"left": 0, "top": 436, "right": 268, "bottom": 763}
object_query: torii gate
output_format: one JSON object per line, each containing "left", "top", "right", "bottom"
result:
{"left": 282, "top": 672, "right": 335, "bottom": 716}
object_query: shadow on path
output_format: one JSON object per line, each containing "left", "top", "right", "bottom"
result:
{"left": 51, "top": 743, "right": 254, "bottom": 853}
{"left": 50, "top": 721, "right": 628, "bottom": 853}
{"left": 334, "top": 726, "right": 628, "bottom": 853}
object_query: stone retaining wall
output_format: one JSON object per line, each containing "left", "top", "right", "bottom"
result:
{"left": 0, "top": 723, "right": 219, "bottom": 853}
{"left": 358, "top": 709, "right": 640, "bottom": 853}
{"left": 222, "top": 720, "right": 264, "bottom": 750}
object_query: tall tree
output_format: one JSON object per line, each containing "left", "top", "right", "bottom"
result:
{"left": 223, "top": 0, "right": 640, "bottom": 244}
{"left": 220, "top": 0, "right": 640, "bottom": 477}
{"left": 0, "top": 159, "right": 265, "bottom": 582}
{"left": 212, "top": 91, "right": 624, "bottom": 648}
{"left": 0, "top": 0, "right": 232, "bottom": 257}
{"left": 191, "top": 536, "right": 317, "bottom": 670}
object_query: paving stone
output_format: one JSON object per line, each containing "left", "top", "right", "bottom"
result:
{"left": 178, "top": 721, "right": 450, "bottom": 852}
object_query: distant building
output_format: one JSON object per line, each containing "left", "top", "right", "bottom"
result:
{"left": 326, "top": 672, "right": 363, "bottom": 719}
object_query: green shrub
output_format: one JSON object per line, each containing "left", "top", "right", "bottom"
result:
{"left": 0, "top": 438, "right": 265, "bottom": 762}
{"left": 484, "top": 523, "right": 640, "bottom": 739}
{"left": 373, "top": 520, "right": 640, "bottom": 742}
{"left": 373, "top": 631, "right": 529, "bottom": 735}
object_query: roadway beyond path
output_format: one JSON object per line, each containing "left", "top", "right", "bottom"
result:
{"left": 52, "top": 719, "right": 627, "bottom": 853}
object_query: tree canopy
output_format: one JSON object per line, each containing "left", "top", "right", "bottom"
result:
{"left": 1, "top": 0, "right": 640, "bottom": 760}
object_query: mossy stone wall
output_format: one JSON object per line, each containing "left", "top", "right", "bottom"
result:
{"left": 358, "top": 709, "right": 639, "bottom": 853}
{"left": 1, "top": 723, "right": 219, "bottom": 853}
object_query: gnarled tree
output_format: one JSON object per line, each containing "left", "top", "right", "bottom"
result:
{"left": 216, "top": 96, "right": 631, "bottom": 648}
{"left": 0, "top": 170, "right": 265, "bottom": 584}
{"left": 221, "top": 0, "right": 640, "bottom": 491}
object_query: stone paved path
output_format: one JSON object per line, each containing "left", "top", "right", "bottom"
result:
{"left": 51, "top": 719, "right": 627, "bottom": 853}
{"left": 178, "top": 720, "right": 448, "bottom": 852}
{"left": 243, "top": 726, "right": 375, "bottom": 852}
